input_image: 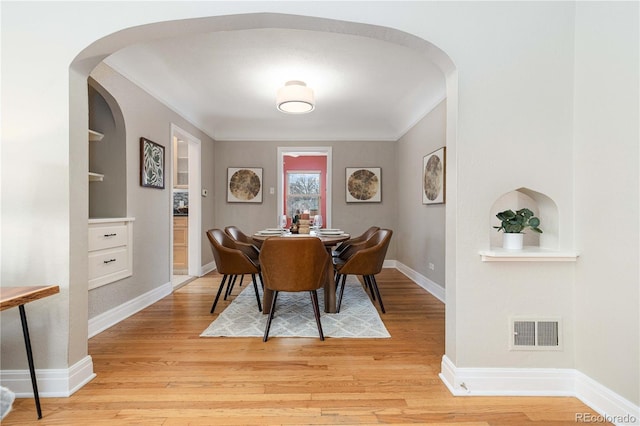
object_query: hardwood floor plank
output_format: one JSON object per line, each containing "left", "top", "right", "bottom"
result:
{"left": 1, "top": 269, "right": 608, "bottom": 425}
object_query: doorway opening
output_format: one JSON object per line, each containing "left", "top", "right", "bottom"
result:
{"left": 277, "top": 147, "right": 332, "bottom": 228}
{"left": 170, "top": 124, "right": 202, "bottom": 289}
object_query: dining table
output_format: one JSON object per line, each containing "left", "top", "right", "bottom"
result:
{"left": 252, "top": 229, "right": 350, "bottom": 314}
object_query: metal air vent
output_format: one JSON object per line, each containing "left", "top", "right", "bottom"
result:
{"left": 510, "top": 318, "right": 562, "bottom": 351}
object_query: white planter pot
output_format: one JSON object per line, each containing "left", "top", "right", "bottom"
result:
{"left": 503, "top": 233, "right": 524, "bottom": 250}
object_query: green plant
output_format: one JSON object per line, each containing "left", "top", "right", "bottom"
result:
{"left": 494, "top": 208, "right": 543, "bottom": 234}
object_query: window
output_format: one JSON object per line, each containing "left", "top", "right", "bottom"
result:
{"left": 277, "top": 147, "right": 331, "bottom": 228}
{"left": 286, "top": 171, "right": 320, "bottom": 218}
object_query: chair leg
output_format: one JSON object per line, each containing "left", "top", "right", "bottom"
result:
{"left": 210, "top": 275, "right": 229, "bottom": 313}
{"left": 251, "top": 274, "right": 262, "bottom": 312}
{"left": 259, "top": 272, "right": 264, "bottom": 289}
{"left": 336, "top": 274, "right": 347, "bottom": 313}
{"left": 369, "top": 275, "right": 385, "bottom": 313}
{"left": 263, "top": 291, "right": 279, "bottom": 342}
{"left": 310, "top": 290, "right": 325, "bottom": 341}
{"left": 238, "top": 274, "right": 244, "bottom": 287}
{"left": 225, "top": 275, "right": 238, "bottom": 300}
{"left": 364, "top": 275, "right": 376, "bottom": 301}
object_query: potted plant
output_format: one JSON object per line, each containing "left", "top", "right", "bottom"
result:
{"left": 494, "top": 208, "right": 543, "bottom": 250}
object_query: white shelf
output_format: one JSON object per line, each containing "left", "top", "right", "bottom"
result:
{"left": 479, "top": 247, "right": 579, "bottom": 262}
{"left": 89, "top": 172, "right": 104, "bottom": 182}
{"left": 89, "top": 129, "right": 104, "bottom": 142}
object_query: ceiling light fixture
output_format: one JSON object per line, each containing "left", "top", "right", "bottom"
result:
{"left": 277, "top": 80, "right": 315, "bottom": 114}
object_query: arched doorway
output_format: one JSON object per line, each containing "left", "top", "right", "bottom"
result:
{"left": 69, "top": 11, "right": 457, "bottom": 390}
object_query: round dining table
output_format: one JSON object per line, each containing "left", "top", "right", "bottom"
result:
{"left": 251, "top": 230, "right": 350, "bottom": 314}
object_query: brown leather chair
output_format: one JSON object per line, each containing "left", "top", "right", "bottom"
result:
{"left": 224, "top": 226, "right": 263, "bottom": 294}
{"left": 259, "top": 237, "right": 330, "bottom": 342}
{"left": 332, "top": 226, "right": 380, "bottom": 259}
{"left": 224, "top": 226, "right": 261, "bottom": 262}
{"left": 333, "top": 229, "right": 393, "bottom": 313}
{"left": 206, "top": 229, "right": 262, "bottom": 313}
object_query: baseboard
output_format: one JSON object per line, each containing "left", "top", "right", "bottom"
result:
{"left": 394, "top": 260, "right": 446, "bottom": 303}
{"left": 440, "top": 355, "right": 640, "bottom": 426}
{"left": 200, "top": 260, "right": 216, "bottom": 276}
{"left": 575, "top": 370, "right": 640, "bottom": 426}
{"left": 0, "top": 355, "right": 96, "bottom": 398}
{"left": 88, "top": 281, "right": 172, "bottom": 338}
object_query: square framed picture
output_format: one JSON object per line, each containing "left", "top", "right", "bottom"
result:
{"left": 346, "top": 167, "right": 381, "bottom": 203}
{"left": 227, "top": 167, "right": 263, "bottom": 203}
{"left": 423, "top": 147, "right": 446, "bottom": 204}
{"left": 140, "top": 137, "right": 165, "bottom": 189}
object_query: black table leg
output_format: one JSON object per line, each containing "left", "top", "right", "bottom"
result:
{"left": 18, "top": 304, "right": 42, "bottom": 419}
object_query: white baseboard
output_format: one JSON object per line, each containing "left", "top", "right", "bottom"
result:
{"left": 88, "top": 281, "right": 172, "bottom": 338}
{"left": 575, "top": 370, "right": 640, "bottom": 426}
{"left": 440, "top": 355, "right": 640, "bottom": 426}
{"left": 200, "top": 260, "right": 216, "bottom": 276}
{"left": 394, "top": 260, "right": 446, "bottom": 303}
{"left": 0, "top": 355, "right": 96, "bottom": 398}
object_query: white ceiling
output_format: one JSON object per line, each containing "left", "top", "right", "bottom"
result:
{"left": 104, "top": 27, "right": 445, "bottom": 142}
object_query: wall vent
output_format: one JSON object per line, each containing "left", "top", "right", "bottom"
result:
{"left": 510, "top": 318, "right": 562, "bottom": 351}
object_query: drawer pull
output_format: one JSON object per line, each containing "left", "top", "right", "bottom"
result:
{"left": 103, "top": 233, "right": 117, "bottom": 237}
{"left": 103, "top": 259, "right": 116, "bottom": 264}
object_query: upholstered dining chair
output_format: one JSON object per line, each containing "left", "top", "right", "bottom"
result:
{"left": 332, "top": 226, "right": 380, "bottom": 259}
{"left": 224, "top": 225, "right": 263, "bottom": 295}
{"left": 206, "top": 229, "right": 262, "bottom": 314}
{"left": 259, "top": 236, "right": 331, "bottom": 342}
{"left": 333, "top": 229, "right": 393, "bottom": 313}
{"left": 224, "top": 226, "right": 261, "bottom": 261}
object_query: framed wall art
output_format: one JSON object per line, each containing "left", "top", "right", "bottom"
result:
{"left": 227, "top": 167, "right": 263, "bottom": 203}
{"left": 423, "top": 147, "right": 445, "bottom": 204}
{"left": 346, "top": 167, "right": 381, "bottom": 203}
{"left": 140, "top": 137, "right": 165, "bottom": 189}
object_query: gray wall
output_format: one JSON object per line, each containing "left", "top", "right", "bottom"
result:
{"left": 212, "top": 140, "right": 398, "bottom": 259}
{"left": 396, "top": 100, "right": 446, "bottom": 286}
{"left": 88, "top": 63, "right": 216, "bottom": 318}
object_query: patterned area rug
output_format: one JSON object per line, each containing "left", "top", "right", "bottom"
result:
{"left": 200, "top": 276, "right": 390, "bottom": 338}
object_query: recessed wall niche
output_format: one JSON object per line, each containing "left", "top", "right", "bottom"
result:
{"left": 489, "top": 187, "right": 559, "bottom": 250}
{"left": 88, "top": 78, "right": 127, "bottom": 218}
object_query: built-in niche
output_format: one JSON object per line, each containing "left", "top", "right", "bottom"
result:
{"left": 88, "top": 79, "right": 127, "bottom": 218}
{"left": 481, "top": 187, "right": 578, "bottom": 261}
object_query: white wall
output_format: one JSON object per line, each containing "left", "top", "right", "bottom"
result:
{"left": 1, "top": 1, "right": 638, "bottom": 408}
{"left": 573, "top": 2, "right": 639, "bottom": 405}
{"left": 441, "top": 2, "right": 578, "bottom": 369}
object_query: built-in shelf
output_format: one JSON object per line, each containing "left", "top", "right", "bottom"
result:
{"left": 88, "top": 129, "right": 105, "bottom": 181}
{"left": 479, "top": 247, "right": 579, "bottom": 262}
{"left": 89, "top": 172, "right": 104, "bottom": 182}
{"left": 89, "top": 129, "right": 104, "bottom": 142}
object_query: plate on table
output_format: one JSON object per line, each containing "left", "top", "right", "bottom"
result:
{"left": 265, "top": 228, "right": 284, "bottom": 232}
{"left": 258, "top": 230, "right": 283, "bottom": 235}
{"left": 318, "top": 230, "right": 344, "bottom": 235}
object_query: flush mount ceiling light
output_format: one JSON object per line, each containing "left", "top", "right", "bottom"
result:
{"left": 277, "top": 80, "right": 315, "bottom": 114}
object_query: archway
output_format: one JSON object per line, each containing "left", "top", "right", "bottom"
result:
{"left": 69, "top": 11, "right": 458, "bottom": 388}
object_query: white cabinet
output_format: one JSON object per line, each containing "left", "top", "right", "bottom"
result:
{"left": 88, "top": 218, "right": 134, "bottom": 290}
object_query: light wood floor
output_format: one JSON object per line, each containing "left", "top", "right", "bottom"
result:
{"left": 4, "top": 269, "right": 605, "bottom": 425}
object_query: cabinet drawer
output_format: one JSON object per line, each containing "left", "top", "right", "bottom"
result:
{"left": 88, "top": 247, "right": 130, "bottom": 287}
{"left": 89, "top": 225, "right": 128, "bottom": 251}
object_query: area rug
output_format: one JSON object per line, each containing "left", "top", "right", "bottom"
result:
{"left": 200, "top": 276, "right": 390, "bottom": 338}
